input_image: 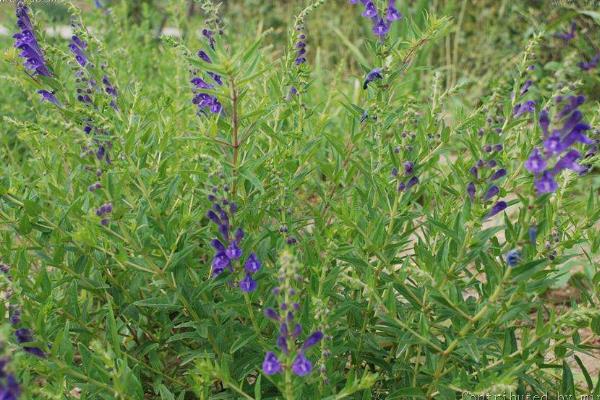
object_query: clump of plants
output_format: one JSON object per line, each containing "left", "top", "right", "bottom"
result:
{"left": 1, "top": 0, "right": 599, "bottom": 399}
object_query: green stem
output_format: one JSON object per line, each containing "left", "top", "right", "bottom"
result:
{"left": 284, "top": 366, "right": 295, "bottom": 400}
{"left": 243, "top": 292, "right": 261, "bottom": 336}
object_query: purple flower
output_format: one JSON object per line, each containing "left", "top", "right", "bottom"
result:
{"left": 302, "top": 331, "right": 324, "bottom": 349}
{"left": 362, "top": 2, "right": 378, "bottom": 17}
{"left": 519, "top": 80, "right": 533, "bottom": 96}
{"left": 193, "top": 37, "right": 224, "bottom": 115}
{"left": 524, "top": 97, "right": 593, "bottom": 195}
{"left": 534, "top": 171, "right": 558, "bottom": 194}
{"left": 287, "top": 86, "right": 298, "bottom": 100}
{"left": 244, "top": 253, "right": 261, "bottom": 273}
{"left": 558, "top": 95, "right": 584, "bottom": 119}
{"left": 264, "top": 308, "right": 279, "bottom": 321}
{"left": 578, "top": 53, "right": 600, "bottom": 71}
{"left": 469, "top": 166, "right": 478, "bottom": 178}
{"left": 276, "top": 334, "right": 288, "bottom": 354}
{"left": 372, "top": 18, "right": 389, "bottom": 37}
{"left": 225, "top": 242, "right": 242, "bottom": 260}
{"left": 24, "top": 346, "right": 46, "bottom": 358}
{"left": 198, "top": 50, "right": 211, "bottom": 63}
{"left": 467, "top": 182, "right": 476, "bottom": 201}
{"left": 559, "top": 110, "right": 583, "bottom": 135}
{"left": 9, "top": 307, "right": 21, "bottom": 325}
{"left": 406, "top": 176, "right": 419, "bottom": 189}
{"left": 539, "top": 109, "right": 550, "bottom": 136}
{"left": 234, "top": 227, "right": 244, "bottom": 241}
{"left": 555, "top": 21, "right": 576, "bottom": 42}
{"left": 14, "top": 2, "right": 52, "bottom": 77}
{"left": 505, "top": 249, "right": 521, "bottom": 267}
{"left": 513, "top": 100, "right": 536, "bottom": 117}
{"left": 363, "top": 68, "right": 383, "bottom": 89}
{"left": 528, "top": 225, "right": 537, "bottom": 245}
{"left": 489, "top": 168, "right": 507, "bottom": 181}
{"left": 193, "top": 93, "right": 222, "bottom": 115}
{"left": 95, "top": 202, "right": 113, "bottom": 218}
{"left": 291, "top": 353, "right": 313, "bottom": 376}
{"left": 543, "top": 131, "right": 563, "bottom": 154}
{"left": 239, "top": 273, "right": 257, "bottom": 292}
{"left": 262, "top": 352, "right": 282, "bottom": 375}
{"left": 0, "top": 359, "right": 21, "bottom": 400}
{"left": 553, "top": 150, "right": 586, "bottom": 174}
{"left": 15, "top": 328, "right": 45, "bottom": 358}
{"left": 485, "top": 201, "right": 507, "bottom": 219}
{"left": 524, "top": 149, "right": 546, "bottom": 174}
{"left": 483, "top": 185, "right": 499, "bottom": 201}
{"left": 561, "top": 124, "right": 593, "bottom": 148}
{"left": 292, "top": 323, "right": 302, "bottom": 338}
{"left": 386, "top": 2, "right": 402, "bottom": 21}
{"left": 37, "top": 90, "right": 59, "bottom": 105}
{"left": 69, "top": 35, "right": 88, "bottom": 67}
{"left": 211, "top": 253, "right": 230, "bottom": 276}
{"left": 403, "top": 161, "right": 414, "bottom": 175}
{"left": 191, "top": 77, "right": 213, "bottom": 89}
{"left": 211, "top": 239, "right": 226, "bottom": 252}
{"left": 207, "top": 210, "right": 220, "bottom": 224}
{"left": 102, "top": 75, "right": 118, "bottom": 98}
{"left": 292, "top": 22, "right": 309, "bottom": 66}
{"left": 207, "top": 72, "right": 223, "bottom": 86}
{"left": 202, "top": 28, "right": 216, "bottom": 49}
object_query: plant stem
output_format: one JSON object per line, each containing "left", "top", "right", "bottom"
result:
{"left": 230, "top": 78, "right": 240, "bottom": 196}
{"left": 284, "top": 366, "right": 295, "bottom": 400}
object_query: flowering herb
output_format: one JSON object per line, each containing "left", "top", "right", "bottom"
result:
{"left": 349, "top": 0, "right": 402, "bottom": 38}
{"left": 191, "top": 30, "right": 222, "bottom": 115}
{"left": 294, "top": 22, "right": 307, "bottom": 65}
{"left": 207, "top": 186, "right": 261, "bottom": 292}
{"left": 525, "top": 96, "right": 594, "bottom": 194}
{"left": 37, "top": 90, "right": 59, "bottom": 106}
{"left": 392, "top": 159, "right": 419, "bottom": 192}
{"left": 1, "top": 263, "right": 45, "bottom": 361}
{"left": 4, "top": 2, "right": 600, "bottom": 400}
{"left": 262, "top": 251, "right": 323, "bottom": 379}
{"left": 14, "top": 1, "right": 51, "bottom": 77}
{"left": 66, "top": 28, "right": 119, "bottom": 225}
{"left": 363, "top": 68, "right": 383, "bottom": 89}
{"left": 15, "top": 328, "right": 45, "bottom": 358}
{"left": 555, "top": 21, "right": 576, "bottom": 42}
{"left": 519, "top": 79, "right": 533, "bottom": 96}
{"left": 578, "top": 53, "right": 600, "bottom": 71}
{"left": 505, "top": 249, "right": 521, "bottom": 267}
{"left": 69, "top": 35, "right": 88, "bottom": 67}
{"left": 513, "top": 100, "right": 536, "bottom": 117}
{"left": 0, "top": 358, "right": 21, "bottom": 400}
{"left": 485, "top": 200, "right": 508, "bottom": 219}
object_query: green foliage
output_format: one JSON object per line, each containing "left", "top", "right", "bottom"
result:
{"left": 0, "top": 0, "right": 599, "bottom": 399}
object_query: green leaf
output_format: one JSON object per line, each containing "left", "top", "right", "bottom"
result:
{"left": 561, "top": 361, "right": 575, "bottom": 398}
